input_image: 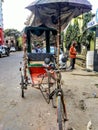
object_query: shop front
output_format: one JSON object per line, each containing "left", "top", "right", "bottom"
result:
{"left": 87, "top": 9, "right": 98, "bottom": 71}
{"left": 0, "top": 28, "right": 4, "bottom": 45}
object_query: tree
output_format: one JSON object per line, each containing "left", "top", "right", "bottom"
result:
{"left": 4, "top": 29, "right": 20, "bottom": 37}
{"left": 65, "top": 11, "right": 95, "bottom": 52}
{"left": 80, "top": 12, "right": 95, "bottom": 50}
{"left": 4, "top": 29, "right": 22, "bottom": 50}
{"left": 65, "top": 24, "right": 73, "bottom": 50}
{"left": 65, "top": 19, "right": 80, "bottom": 50}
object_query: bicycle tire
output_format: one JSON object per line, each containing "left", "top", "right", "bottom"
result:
{"left": 57, "top": 95, "right": 66, "bottom": 130}
{"left": 39, "top": 73, "right": 51, "bottom": 104}
{"left": 22, "top": 89, "right": 24, "bottom": 98}
{"left": 21, "top": 75, "right": 24, "bottom": 98}
{"left": 52, "top": 92, "right": 57, "bottom": 108}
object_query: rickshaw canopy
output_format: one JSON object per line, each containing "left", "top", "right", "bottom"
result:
{"left": 26, "top": 0, "right": 92, "bottom": 31}
{"left": 24, "top": 24, "right": 57, "bottom": 52}
{"left": 24, "top": 24, "right": 57, "bottom": 36}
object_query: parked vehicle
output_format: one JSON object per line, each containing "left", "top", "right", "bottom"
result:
{"left": 10, "top": 47, "right": 16, "bottom": 52}
{"left": 0, "top": 45, "right": 10, "bottom": 58}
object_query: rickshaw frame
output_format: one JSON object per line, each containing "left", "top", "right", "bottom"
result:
{"left": 20, "top": 24, "right": 68, "bottom": 130}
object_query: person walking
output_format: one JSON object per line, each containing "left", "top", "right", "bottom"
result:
{"left": 69, "top": 41, "right": 77, "bottom": 70}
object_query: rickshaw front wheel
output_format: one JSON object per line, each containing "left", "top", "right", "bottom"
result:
{"left": 21, "top": 75, "right": 25, "bottom": 98}
{"left": 22, "top": 89, "right": 24, "bottom": 98}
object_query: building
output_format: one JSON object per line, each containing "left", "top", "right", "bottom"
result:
{"left": 86, "top": 9, "right": 98, "bottom": 71}
{"left": 0, "top": 0, "right": 4, "bottom": 45}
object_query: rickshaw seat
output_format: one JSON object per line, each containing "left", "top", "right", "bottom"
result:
{"left": 28, "top": 53, "right": 54, "bottom": 61}
{"left": 28, "top": 65, "right": 47, "bottom": 84}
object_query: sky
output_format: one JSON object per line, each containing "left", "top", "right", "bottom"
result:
{"left": 2, "top": 0, "right": 98, "bottom": 31}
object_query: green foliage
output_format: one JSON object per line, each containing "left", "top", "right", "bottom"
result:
{"left": 4, "top": 29, "right": 21, "bottom": 37}
{"left": 65, "top": 19, "right": 80, "bottom": 50}
{"left": 80, "top": 12, "right": 95, "bottom": 49}
{"left": 65, "top": 12, "right": 95, "bottom": 51}
{"left": 82, "top": 12, "right": 92, "bottom": 30}
{"left": 4, "top": 28, "right": 22, "bottom": 50}
{"left": 65, "top": 24, "right": 73, "bottom": 49}
{"left": 17, "top": 36, "right": 22, "bottom": 47}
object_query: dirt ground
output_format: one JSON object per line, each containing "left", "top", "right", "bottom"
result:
{"left": 61, "top": 66, "right": 98, "bottom": 130}
{"left": 0, "top": 52, "right": 98, "bottom": 130}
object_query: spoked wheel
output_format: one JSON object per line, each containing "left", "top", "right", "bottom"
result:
{"left": 39, "top": 75, "right": 51, "bottom": 104}
{"left": 57, "top": 95, "right": 67, "bottom": 130}
{"left": 52, "top": 93, "right": 57, "bottom": 108}
{"left": 39, "top": 71, "right": 55, "bottom": 104}
{"left": 51, "top": 83, "right": 57, "bottom": 108}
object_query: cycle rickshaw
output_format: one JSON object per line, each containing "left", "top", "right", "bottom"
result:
{"left": 24, "top": 0, "right": 92, "bottom": 129}
{"left": 20, "top": 24, "right": 68, "bottom": 130}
